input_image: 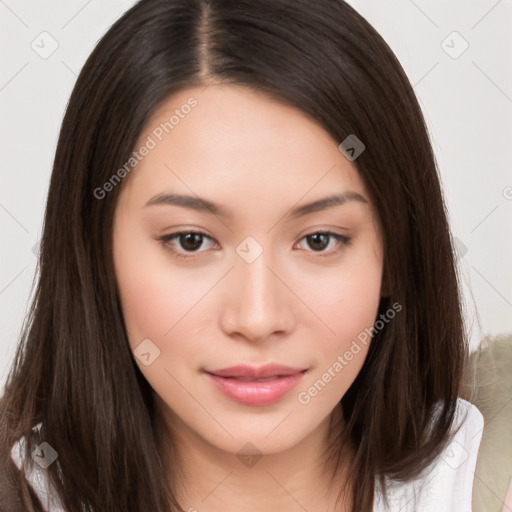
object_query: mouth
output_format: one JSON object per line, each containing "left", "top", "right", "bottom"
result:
{"left": 204, "top": 364, "right": 308, "bottom": 406}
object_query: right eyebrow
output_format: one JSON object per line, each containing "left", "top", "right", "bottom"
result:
{"left": 144, "top": 192, "right": 233, "bottom": 219}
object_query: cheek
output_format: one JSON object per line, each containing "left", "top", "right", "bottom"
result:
{"left": 113, "top": 223, "right": 172, "bottom": 365}
{"left": 295, "top": 238, "right": 383, "bottom": 343}
{"left": 113, "top": 225, "right": 218, "bottom": 388}
{"left": 113, "top": 216, "right": 202, "bottom": 343}
{"left": 115, "top": 254, "right": 174, "bottom": 345}
{"left": 293, "top": 237, "right": 383, "bottom": 403}
{"left": 113, "top": 238, "right": 203, "bottom": 404}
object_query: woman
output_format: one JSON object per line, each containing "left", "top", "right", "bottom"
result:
{"left": 0, "top": 0, "right": 483, "bottom": 510}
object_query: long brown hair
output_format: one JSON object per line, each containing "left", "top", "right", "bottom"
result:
{"left": 0, "top": 0, "right": 469, "bottom": 510}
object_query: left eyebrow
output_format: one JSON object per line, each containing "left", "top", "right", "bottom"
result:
{"left": 144, "top": 191, "right": 368, "bottom": 219}
{"left": 287, "top": 192, "right": 368, "bottom": 219}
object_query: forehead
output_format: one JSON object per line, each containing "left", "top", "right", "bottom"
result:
{"left": 118, "top": 84, "right": 371, "bottom": 216}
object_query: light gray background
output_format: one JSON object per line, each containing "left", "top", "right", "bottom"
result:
{"left": 1, "top": 0, "right": 511, "bottom": 391}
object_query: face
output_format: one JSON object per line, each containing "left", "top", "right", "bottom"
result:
{"left": 112, "top": 84, "right": 383, "bottom": 457}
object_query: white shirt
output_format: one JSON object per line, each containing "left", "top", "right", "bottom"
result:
{"left": 11, "top": 398, "right": 483, "bottom": 511}
{"left": 373, "top": 398, "right": 484, "bottom": 511}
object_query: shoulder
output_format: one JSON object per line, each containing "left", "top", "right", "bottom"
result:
{"left": 10, "top": 423, "right": 67, "bottom": 512}
{"left": 373, "top": 398, "right": 484, "bottom": 512}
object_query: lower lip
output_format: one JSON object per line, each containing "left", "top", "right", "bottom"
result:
{"left": 206, "top": 371, "right": 306, "bottom": 406}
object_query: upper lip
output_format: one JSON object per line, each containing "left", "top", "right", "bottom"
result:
{"left": 206, "top": 364, "right": 307, "bottom": 379}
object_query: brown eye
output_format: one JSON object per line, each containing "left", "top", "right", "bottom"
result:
{"left": 156, "top": 231, "right": 217, "bottom": 258}
{"left": 296, "top": 231, "right": 352, "bottom": 256}
{"left": 177, "top": 232, "right": 205, "bottom": 252}
{"left": 306, "top": 233, "right": 330, "bottom": 251}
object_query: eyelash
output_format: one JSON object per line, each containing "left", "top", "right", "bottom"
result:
{"left": 156, "top": 230, "right": 352, "bottom": 260}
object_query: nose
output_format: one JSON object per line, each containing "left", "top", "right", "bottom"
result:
{"left": 219, "top": 249, "right": 296, "bottom": 343}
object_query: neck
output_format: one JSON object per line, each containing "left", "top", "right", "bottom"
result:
{"left": 155, "top": 398, "right": 353, "bottom": 512}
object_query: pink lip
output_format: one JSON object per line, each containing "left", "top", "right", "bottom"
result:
{"left": 205, "top": 364, "right": 307, "bottom": 406}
